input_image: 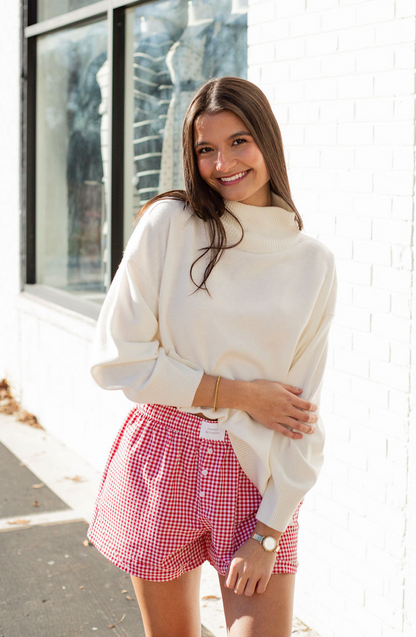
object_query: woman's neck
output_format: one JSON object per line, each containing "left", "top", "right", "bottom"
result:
{"left": 236, "top": 182, "right": 273, "bottom": 208}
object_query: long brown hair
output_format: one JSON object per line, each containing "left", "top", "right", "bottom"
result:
{"left": 135, "top": 76, "right": 303, "bottom": 293}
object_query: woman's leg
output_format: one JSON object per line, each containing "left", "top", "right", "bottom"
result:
{"left": 218, "top": 572, "right": 296, "bottom": 637}
{"left": 131, "top": 565, "right": 203, "bottom": 637}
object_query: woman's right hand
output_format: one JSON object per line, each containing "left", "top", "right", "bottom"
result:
{"left": 242, "top": 380, "right": 318, "bottom": 440}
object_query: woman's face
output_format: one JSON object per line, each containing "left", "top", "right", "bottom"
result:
{"left": 193, "top": 110, "right": 271, "bottom": 207}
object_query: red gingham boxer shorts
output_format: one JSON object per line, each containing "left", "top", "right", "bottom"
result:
{"left": 87, "top": 404, "right": 302, "bottom": 581}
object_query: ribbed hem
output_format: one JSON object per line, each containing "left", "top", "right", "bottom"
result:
{"left": 223, "top": 193, "right": 301, "bottom": 253}
{"left": 227, "top": 427, "right": 321, "bottom": 533}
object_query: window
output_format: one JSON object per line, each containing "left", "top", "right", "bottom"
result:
{"left": 24, "top": 0, "right": 248, "bottom": 305}
{"left": 36, "top": 20, "right": 108, "bottom": 295}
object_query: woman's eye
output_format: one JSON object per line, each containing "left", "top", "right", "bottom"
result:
{"left": 198, "top": 146, "right": 212, "bottom": 155}
{"left": 233, "top": 138, "right": 247, "bottom": 146}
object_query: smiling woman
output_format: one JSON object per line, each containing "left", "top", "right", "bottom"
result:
{"left": 194, "top": 111, "right": 271, "bottom": 207}
{"left": 87, "top": 75, "right": 337, "bottom": 637}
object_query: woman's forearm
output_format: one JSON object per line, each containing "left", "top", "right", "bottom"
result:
{"left": 192, "top": 374, "right": 251, "bottom": 411}
{"left": 192, "top": 374, "right": 318, "bottom": 441}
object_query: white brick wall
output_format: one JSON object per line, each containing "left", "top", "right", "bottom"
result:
{"left": 248, "top": 0, "right": 415, "bottom": 635}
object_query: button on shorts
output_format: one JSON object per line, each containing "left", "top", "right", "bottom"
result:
{"left": 87, "top": 404, "right": 302, "bottom": 582}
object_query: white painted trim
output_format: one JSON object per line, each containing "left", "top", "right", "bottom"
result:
{"left": 25, "top": 1, "right": 108, "bottom": 37}
{"left": 17, "top": 286, "right": 100, "bottom": 333}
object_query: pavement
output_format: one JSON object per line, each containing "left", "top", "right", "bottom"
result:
{"left": 0, "top": 411, "right": 319, "bottom": 637}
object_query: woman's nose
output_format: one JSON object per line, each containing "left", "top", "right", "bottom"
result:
{"left": 215, "top": 149, "right": 235, "bottom": 173}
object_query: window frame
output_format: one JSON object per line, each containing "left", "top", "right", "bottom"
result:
{"left": 22, "top": 0, "right": 134, "bottom": 308}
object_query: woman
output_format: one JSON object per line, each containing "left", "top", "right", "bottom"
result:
{"left": 88, "top": 76, "right": 337, "bottom": 637}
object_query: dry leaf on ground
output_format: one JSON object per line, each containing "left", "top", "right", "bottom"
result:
{"left": 108, "top": 613, "right": 126, "bottom": 629}
{"left": 201, "top": 595, "right": 221, "bottom": 600}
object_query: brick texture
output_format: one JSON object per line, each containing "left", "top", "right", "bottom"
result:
{"left": 248, "top": 1, "right": 416, "bottom": 635}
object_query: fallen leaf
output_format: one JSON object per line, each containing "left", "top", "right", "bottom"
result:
{"left": 64, "top": 475, "right": 86, "bottom": 482}
{"left": 201, "top": 595, "right": 220, "bottom": 600}
{"left": 82, "top": 539, "right": 92, "bottom": 547}
{"left": 17, "top": 410, "right": 43, "bottom": 428}
{"left": 125, "top": 596, "right": 133, "bottom": 601}
{"left": 32, "top": 483, "right": 44, "bottom": 489}
{"left": 33, "top": 500, "right": 39, "bottom": 507}
{"left": 7, "top": 518, "right": 30, "bottom": 525}
{"left": 121, "top": 590, "right": 128, "bottom": 594}
{"left": 79, "top": 586, "right": 85, "bottom": 590}
{"left": 108, "top": 613, "right": 126, "bottom": 629}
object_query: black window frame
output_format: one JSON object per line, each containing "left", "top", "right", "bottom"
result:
{"left": 22, "top": 0, "right": 131, "bottom": 307}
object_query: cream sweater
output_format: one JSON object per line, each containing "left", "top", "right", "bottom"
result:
{"left": 90, "top": 193, "right": 337, "bottom": 532}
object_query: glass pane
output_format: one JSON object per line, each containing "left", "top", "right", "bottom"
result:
{"left": 123, "top": 0, "right": 248, "bottom": 246}
{"left": 36, "top": 20, "right": 108, "bottom": 300}
{"left": 38, "top": 0, "right": 102, "bottom": 22}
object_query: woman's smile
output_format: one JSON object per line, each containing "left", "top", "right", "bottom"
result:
{"left": 217, "top": 169, "right": 250, "bottom": 185}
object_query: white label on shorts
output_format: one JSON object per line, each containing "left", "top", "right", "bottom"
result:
{"left": 199, "top": 421, "right": 225, "bottom": 441}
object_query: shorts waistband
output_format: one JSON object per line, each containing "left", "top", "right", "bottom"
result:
{"left": 135, "top": 403, "right": 227, "bottom": 442}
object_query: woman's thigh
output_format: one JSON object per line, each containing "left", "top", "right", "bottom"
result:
{"left": 130, "top": 565, "right": 203, "bottom": 637}
{"left": 218, "top": 572, "right": 296, "bottom": 637}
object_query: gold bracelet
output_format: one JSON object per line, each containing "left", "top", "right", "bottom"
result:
{"left": 213, "top": 375, "right": 221, "bottom": 412}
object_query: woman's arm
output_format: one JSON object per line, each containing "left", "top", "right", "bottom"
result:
{"left": 192, "top": 375, "right": 318, "bottom": 439}
{"left": 256, "top": 263, "right": 338, "bottom": 532}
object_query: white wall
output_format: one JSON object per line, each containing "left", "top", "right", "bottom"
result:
{"left": 247, "top": 0, "right": 415, "bottom": 635}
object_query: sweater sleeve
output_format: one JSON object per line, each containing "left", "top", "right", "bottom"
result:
{"left": 89, "top": 201, "right": 204, "bottom": 406}
{"left": 256, "top": 258, "right": 337, "bottom": 532}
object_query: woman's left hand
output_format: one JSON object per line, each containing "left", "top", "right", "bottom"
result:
{"left": 224, "top": 538, "right": 277, "bottom": 597}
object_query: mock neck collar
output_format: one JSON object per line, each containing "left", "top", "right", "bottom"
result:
{"left": 222, "top": 193, "right": 301, "bottom": 253}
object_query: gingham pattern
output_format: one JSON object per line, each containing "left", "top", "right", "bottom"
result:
{"left": 88, "top": 404, "right": 302, "bottom": 582}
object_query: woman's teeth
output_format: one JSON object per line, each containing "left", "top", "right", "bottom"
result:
{"left": 219, "top": 171, "right": 248, "bottom": 183}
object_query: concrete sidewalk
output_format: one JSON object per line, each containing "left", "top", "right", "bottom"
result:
{"left": 0, "top": 412, "right": 318, "bottom": 637}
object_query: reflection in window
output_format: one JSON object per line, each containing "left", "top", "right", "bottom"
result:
{"left": 36, "top": 20, "right": 108, "bottom": 298}
{"left": 38, "top": 0, "right": 102, "bottom": 22}
{"left": 124, "top": 0, "right": 248, "bottom": 245}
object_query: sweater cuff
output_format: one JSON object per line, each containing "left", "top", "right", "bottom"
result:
{"left": 255, "top": 479, "right": 305, "bottom": 532}
{"left": 120, "top": 348, "right": 205, "bottom": 408}
{"left": 153, "top": 349, "right": 205, "bottom": 406}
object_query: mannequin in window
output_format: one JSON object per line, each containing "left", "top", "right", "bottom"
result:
{"left": 158, "top": 0, "right": 215, "bottom": 192}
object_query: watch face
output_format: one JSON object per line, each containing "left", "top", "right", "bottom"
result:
{"left": 263, "top": 536, "right": 277, "bottom": 552}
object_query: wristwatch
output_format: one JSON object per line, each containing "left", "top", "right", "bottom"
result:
{"left": 250, "top": 532, "right": 280, "bottom": 553}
